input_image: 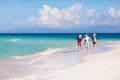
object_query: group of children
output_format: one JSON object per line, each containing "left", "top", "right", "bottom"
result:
{"left": 76, "top": 33, "right": 98, "bottom": 51}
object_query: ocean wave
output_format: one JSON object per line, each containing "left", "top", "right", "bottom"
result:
{"left": 38, "top": 47, "right": 62, "bottom": 55}
{"left": 8, "top": 47, "right": 63, "bottom": 63}
{"left": 7, "top": 39, "right": 21, "bottom": 42}
{"left": 27, "top": 48, "right": 63, "bottom": 64}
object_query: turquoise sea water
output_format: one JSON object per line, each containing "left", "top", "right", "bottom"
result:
{"left": 0, "top": 33, "right": 120, "bottom": 59}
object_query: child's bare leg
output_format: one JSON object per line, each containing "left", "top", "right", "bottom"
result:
{"left": 78, "top": 46, "right": 81, "bottom": 51}
{"left": 80, "top": 46, "right": 82, "bottom": 50}
{"left": 93, "top": 44, "right": 97, "bottom": 53}
{"left": 86, "top": 46, "right": 88, "bottom": 50}
{"left": 93, "top": 44, "right": 96, "bottom": 47}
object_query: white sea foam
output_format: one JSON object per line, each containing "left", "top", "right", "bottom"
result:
{"left": 7, "top": 39, "right": 21, "bottom": 42}
{"left": 38, "top": 47, "right": 62, "bottom": 55}
{"left": 7, "top": 47, "right": 64, "bottom": 66}
{"left": 12, "top": 47, "right": 62, "bottom": 58}
{"left": 26, "top": 48, "right": 63, "bottom": 65}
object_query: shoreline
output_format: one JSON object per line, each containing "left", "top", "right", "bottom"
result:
{"left": 0, "top": 42, "right": 119, "bottom": 80}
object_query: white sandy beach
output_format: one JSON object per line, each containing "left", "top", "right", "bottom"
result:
{"left": 48, "top": 43, "right": 120, "bottom": 80}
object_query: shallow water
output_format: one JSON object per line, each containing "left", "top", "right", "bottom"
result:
{"left": 0, "top": 33, "right": 120, "bottom": 59}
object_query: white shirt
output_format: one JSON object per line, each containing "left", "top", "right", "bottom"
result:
{"left": 83, "top": 37, "right": 91, "bottom": 43}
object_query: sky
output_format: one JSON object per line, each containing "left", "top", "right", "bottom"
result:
{"left": 0, "top": 0, "right": 120, "bottom": 33}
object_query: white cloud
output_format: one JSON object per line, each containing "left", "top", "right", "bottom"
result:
{"left": 23, "top": 3, "right": 82, "bottom": 27}
{"left": 84, "top": 9, "right": 99, "bottom": 25}
{"left": 26, "top": 15, "right": 37, "bottom": 24}
{"left": 14, "top": 4, "right": 120, "bottom": 27}
{"left": 85, "top": 7, "right": 120, "bottom": 26}
{"left": 108, "top": 7, "right": 117, "bottom": 18}
{"left": 60, "top": 3, "right": 82, "bottom": 26}
{"left": 86, "top": 9, "right": 95, "bottom": 17}
{"left": 118, "top": 10, "right": 120, "bottom": 17}
{"left": 108, "top": 7, "right": 120, "bottom": 18}
{"left": 100, "top": 6, "right": 120, "bottom": 25}
{"left": 38, "top": 5, "right": 62, "bottom": 26}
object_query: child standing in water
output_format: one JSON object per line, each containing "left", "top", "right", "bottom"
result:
{"left": 76, "top": 34, "right": 82, "bottom": 51}
{"left": 83, "top": 34, "right": 92, "bottom": 50}
{"left": 92, "top": 33, "right": 98, "bottom": 47}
